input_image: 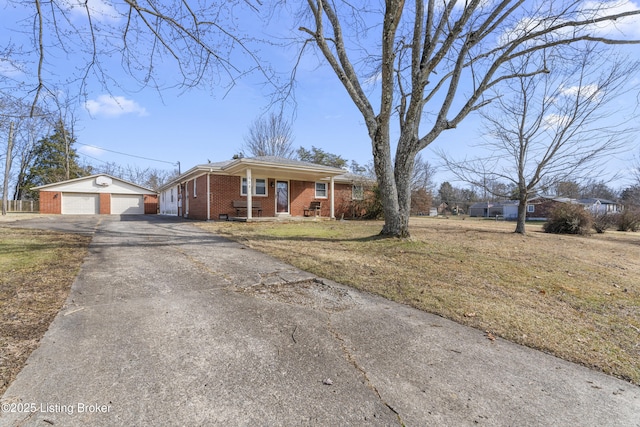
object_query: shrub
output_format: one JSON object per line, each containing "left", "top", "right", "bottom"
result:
{"left": 592, "top": 213, "right": 616, "bottom": 234}
{"left": 544, "top": 203, "right": 593, "bottom": 235}
{"left": 617, "top": 209, "right": 640, "bottom": 232}
{"left": 351, "top": 185, "right": 384, "bottom": 220}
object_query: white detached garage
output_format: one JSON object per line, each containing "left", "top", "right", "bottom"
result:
{"left": 34, "top": 174, "right": 158, "bottom": 215}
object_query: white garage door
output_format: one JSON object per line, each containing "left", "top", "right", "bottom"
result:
{"left": 62, "top": 193, "right": 99, "bottom": 214}
{"left": 111, "top": 194, "right": 144, "bottom": 214}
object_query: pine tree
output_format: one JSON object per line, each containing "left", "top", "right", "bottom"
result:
{"left": 22, "top": 121, "right": 90, "bottom": 199}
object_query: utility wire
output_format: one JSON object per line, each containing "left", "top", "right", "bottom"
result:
{"left": 78, "top": 152, "right": 111, "bottom": 165}
{"left": 75, "top": 142, "right": 177, "bottom": 165}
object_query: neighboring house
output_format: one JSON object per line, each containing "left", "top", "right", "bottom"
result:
{"left": 525, "top": 196, "right": 572, "bottom": 221}
{"left": 34, "top": 174, "right": 158, "bottom": 215}
{"left": 500, "top": 200, "right": 519, "bottom": 220}
{"left": 158, "top": 156, "right": 371, "bottom": 221}
{"left": 469, "top": 200, "right": 519, "bottom": 220}
{"left": 576, "top": 198, "right": 622, "bottom": 215}
{"left": 470, "top": 197, "right": 621, "bottom": 221}
{"left": 469, "top": 202, "right": 494, "bottom": 218}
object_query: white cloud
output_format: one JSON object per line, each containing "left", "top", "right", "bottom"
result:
{"left": 580, "top": 0, "right": 640, "bottom": 39}
{"left": 559, "top": 83, "right": 601, "bottom": 99}
{"left": 85, "top": 95, "right": 148, "bottom": 117}
{"left": 78, "top": 145, "right": 106, "bottom": 156}
{"left": 364, "top": 71, "right": 382, "bottom": 86}
{"left": 500, "top": 0, "right": 640, "bottom": 47}
{"left": 543, "top": 113, "right": 570, "bottom": 129}
{"left": 0, "top": 59, "right": 22, "bottom": 78}
{"left": 62, "top": 0, "right": 120, "bottom": 23}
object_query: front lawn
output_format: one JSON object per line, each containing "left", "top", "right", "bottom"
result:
{"left": 198, "top": 217, "right": 640, "bottom": 385}
{"left": 0, "top": 228, "right": 90, "bottom": 395}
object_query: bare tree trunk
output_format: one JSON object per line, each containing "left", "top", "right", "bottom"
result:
{"left": 393, "top": 146, "right": 416, "bottom": 238}
{"left": 2, "top": 122, "right": 15, "bottom": 216}
{"left": 372, "top": 129, "right": 404, "bottom": 237}
{"left": 515, "top": 195, "right": 527, "bottom": 234}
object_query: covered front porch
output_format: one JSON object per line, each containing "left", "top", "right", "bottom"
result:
{"left": 221, "top": 215, "right": 332, "bottom": 222}
{"left": 221, "top": 157, "right": 346, "bottom": 221}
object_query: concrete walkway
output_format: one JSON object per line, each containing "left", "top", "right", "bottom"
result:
{"left": 1, "top": 216, "right": 638, "bottom": 426}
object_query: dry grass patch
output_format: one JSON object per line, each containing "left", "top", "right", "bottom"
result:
{"left": 198, "top": 217, "right": 640, "bottom": 384}
{"left": 0, "top": 228, "right": 90, "bottom": 395}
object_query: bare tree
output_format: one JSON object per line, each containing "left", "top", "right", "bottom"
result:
{"left": 439, "top": 47, "right": 638, "bottom": 233}
{"left": 90, "top": 161, "right": 177, "bottom": 190}
{"left": 634, "top": 149, "right": 640, "bottom": 185}
{"left": 296, "top": 1, "right": 640, "bottom": 237}
{"left": 4, "top": 0, "right": 276, "bottom": 115}
{"left": 411, "top": 153, "right": 436, "bottom": 193}
{"left": 12, "top": 113, "right": 50, "bottom": 200}
{"left": 241, "top": 112, "right": 296, "bottom": 158}
{"left": 1, "top": 94, "right": 51, "bottom": 211}
{"left": 579, "top": 180, "right": 618, "bottom": 200}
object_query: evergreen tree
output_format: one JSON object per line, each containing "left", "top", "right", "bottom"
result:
{"left": 22, "top": 121, "right": 90, "bottom": 199}
{"left": 297, "top": 146, "right": 347, "bottom": 169}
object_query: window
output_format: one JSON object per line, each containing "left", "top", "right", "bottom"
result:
{"left": 170, "top": 188, "right": 174, "bottom": 203}
{"left": 241, "top": 178, "right": 268, "bottom": 196}
{"left": 527, "top": 204, "right": 535, "bottom": 213}
{"left": 315, "top": 182, "right": 327, "bottom": 198}
{"left": 352, "top": 184, "right": 364, "bottom": 200}
{"left": 193, "top": 178, "right": 197, "bottom": 198}
{"left": 255, "top": 179, "right": 266, "bottom": 196}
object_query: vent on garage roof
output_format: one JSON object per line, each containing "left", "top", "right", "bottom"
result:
{"left": 96, "top": 176, "right": 112, "bottom": 187}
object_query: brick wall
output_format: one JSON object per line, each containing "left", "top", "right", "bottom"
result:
{"left": 289, "top": 181, "right": 360, "bottom": 218}
{"left": 39, "top": 191, "right": 61, "bottom": 214}
{"left": 290, "top": 181, "right": 313, "bottom": 216}
{"left": 99, "top": 193, "right": 111, "bottom": 214}
{"left": 333, "top": 183, "right": 355, "bottom": 218}
{"left": 209, "top": 175, "right": 276, "bottom": 219}
{"left": 185, "top": 175, "right": 209, "bottom": 220}
{"left": 526, "top": 199, "right": 560, "bottom": 219}
{"left": 177, "top": 174, "right": 370, "bottom": 220}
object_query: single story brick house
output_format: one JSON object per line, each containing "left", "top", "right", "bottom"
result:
{"left": 525, "top": 196, "right": 573, "bottom": 221}
{"left": 158, "top": 156, "right": 371, "bottom": 220}
{"left": 470, "top": 197, "right": 622, "bottom": 221}
{"left": 34, "top": 174, "right": 158, "bottom": 215}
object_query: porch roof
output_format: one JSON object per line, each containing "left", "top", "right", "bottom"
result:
{"left": 159, "top": 156, "right": 352, "bottom": 191}
{"left": 222, "top": 156, "right": 346, "bottom": 181}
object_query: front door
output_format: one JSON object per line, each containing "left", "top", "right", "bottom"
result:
{"left": 276, "top": 181, "right": 289, "bottom": 214}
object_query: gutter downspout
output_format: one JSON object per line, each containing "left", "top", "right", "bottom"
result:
{"left": 207, "top": 172, "right": 211, "bottom": 220}
{"left": 330, "top": 176, "right": 335, "bottom": 219}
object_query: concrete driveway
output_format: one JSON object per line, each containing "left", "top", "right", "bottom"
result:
{"left": 1, "top": 215, "right": 638, "bottom": 426}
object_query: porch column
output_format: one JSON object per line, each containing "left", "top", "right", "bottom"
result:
{"left": 246, "top": 168, "right": 253, "bottom": 220}
{"left": 330, "top": 176, "right": 335, "bottom": 219}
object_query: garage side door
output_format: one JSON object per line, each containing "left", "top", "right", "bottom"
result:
{"left": 61, "top": 193, "right": 99, "bottom": 214}
{"left": 111, "top": 194, "right": 144, "bottom": 214}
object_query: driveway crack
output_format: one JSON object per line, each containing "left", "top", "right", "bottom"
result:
{"left": 172, "top": 246, "right": 233, "bottom": 283}
{"left": 326, "top": 315, "right": 403, "bottom": 426}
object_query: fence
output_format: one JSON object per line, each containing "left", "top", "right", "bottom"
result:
{"left": 0, "top": 200, "right": 39, "bottom": 213}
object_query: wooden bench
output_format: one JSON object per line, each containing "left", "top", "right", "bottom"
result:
{"left": 303, "top": 201, "right": 321, "bottom": 217}
{"left": 232, "top": 200, "right": 262, "bottom": 217}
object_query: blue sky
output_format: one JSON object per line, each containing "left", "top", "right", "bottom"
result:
{"left": 2, "top": 0, "right": 640, "bottom": 190}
